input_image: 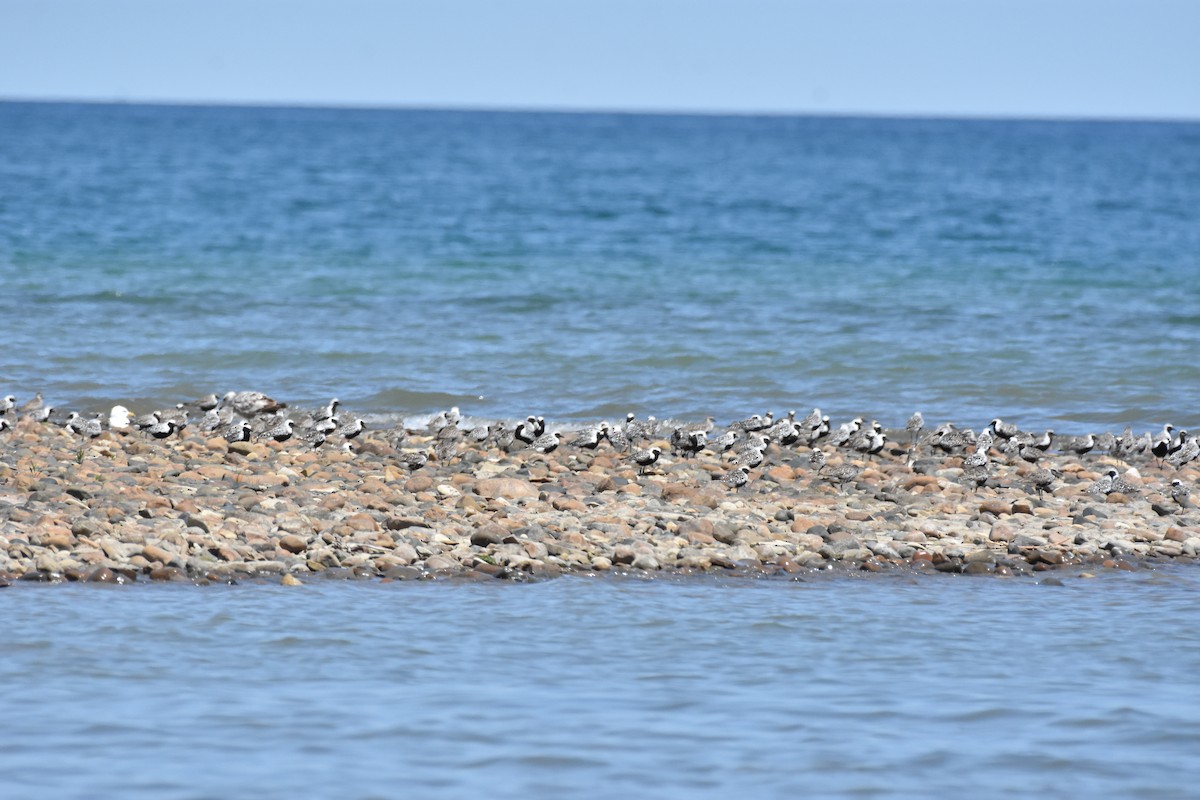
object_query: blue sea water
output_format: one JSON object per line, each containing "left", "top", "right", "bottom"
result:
{"left": 1, "top": 101, "right": 1198, "bottom": 431}
{"left": 2, "top": 571, "right": 1200, "bottom": 799}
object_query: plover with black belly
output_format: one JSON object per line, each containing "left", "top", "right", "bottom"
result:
{"left": 263, "top": 418, "right": 295, "bottom": 443}
{"left": 0, "top": 395, "right": 15, "bottom": 415}
{"left": 1170, "top": 479, "right": 1192, "bottom": 510}
{"left": 1166, "top": 434, "right": 1198, "bottom": 469}
{"left": 222, "top": 420, "right": 252, "bottom": 443}
{"left": 528, "top": 431, "right": 562, "bottom": 454}
{"left": 906, "top": 411, "right": 924, "bottom": 444}
{"left": 808, "top": 447, "right": 827, "bottom": 472}
{"left": 990, "top": 418, "right": 1020, "bottom": 440}
{"left": 824, "top": 463, "right": 860, "bottom": 492}
{"left": 632, "top": 446, "right": 662, "bottom": 475}
{"left": 1061, "top": 433, "right": 1096, "bottom": 457}
{"left": 222, "top": 391, "right": 285, "bottom": 418}
{"left": 337, "top": 418, "right": 366, "bottom": 440}
{"left": 1030, "top": 468, "right": 1061, "bottom": 500}
{"left": 722, "top": 465, "right": 751, "bottom": 492}
{"left": 398, "top": 450, "right": 429, "bottom": 471}
{"left": 146, "top": 419, "right": 179, "bottom": 440}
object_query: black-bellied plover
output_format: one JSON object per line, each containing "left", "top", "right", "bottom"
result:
{"left": 222, "top": 420, "right": 252, "bottom": 443}
{"left": 315, "top": 398, "right": 340, "bottom": 422}
{"left": 1033, "top": 430, "right": 1054, "bottom": 451}
{"left": 18, "top": 393, "right": 43, "bottom": 414}
{"left": 133, "top": 410, "right": 162, "bottom": 430}
{"left": 398, "top": 450, "right": 429, "bottom": 471}
{"left": 1151, "top": 425, "right": 1174, "bottom": 463}
{"left": 222, "top": 391, "right": 285, "bottom": 417}
{"left": 709, "top": 429, "right": 741, "bottom": 452}
{"left": 809, "top": 447, "right": 827, "bottom": 472}
{"left": 528, "top": 431, "right": 562, "bottom": 454}
{"left": 146, "top": 419, "right": 179, "bottom": 440}
{"left": 0, "top": 418, "right": 11, "bottom": 434}
{"left": 1030, "top": 468, "right": 1061, "bottom": 500}
{"left": 733, "top": 446, "right": 765, "bottom": 469}
{"left": 301, "top": 427, "right": 327, "bottom": 449}
{"left": 734, "top": 412, "right": 772, "bottom": 432}
{"left": 195, "top": 393, "right": 220, "bottom": 411}
{"left": 963, "top": 464, "right": 990, "bottom": 491}
{"left": 570, "top": 425, "right": 606, "bottom": 450}
{"left": 1170, "top": 479, "right": 1192, "bottom": 510}
{"left": 514, "top": 416, "right": 539, "bottom": 444}
{"left": 906, "top": 411, "right": 924, "bottom": 444}
{"left": 632, "top": 446, "right": 662, "bottom": 475}
{"left": 825, "top": 463, "right": 859, "bottom": 492}
{"left": 1166, "top": 434, "right": 1198, "bottom": 469}
{"left": 606, "top": 423, "right": 631, "bottom": 452}
{"left": 0, "top": 395, "right": 15, "bottom": 415}
{"left": 962, "top": 446, "right": 989, "bottom": 470}
{"left": 723, "top": 465, "right": 750, "bottom": 492}
{"left": 1061, "top": 433, "right": 1096, "bottom": 457}
{"left": 337, "top": 418, "right": 366, "bottom": 440}
{"left": 263, "top": 419, "right": 295, "bottom": 443}
{"left": 828, "top": 418, "right": 863, "bottom": 448}
{"left": 990, "top": 418, "right": 1019, "bottom": 440}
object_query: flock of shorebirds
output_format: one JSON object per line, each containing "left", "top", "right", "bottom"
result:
{"left": 1, "top": 392, "right": 1195, "bottom": 510}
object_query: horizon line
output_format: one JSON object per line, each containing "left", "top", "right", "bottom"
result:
{"left": 2, "top": 95, "right": 1198, "bottom": 126}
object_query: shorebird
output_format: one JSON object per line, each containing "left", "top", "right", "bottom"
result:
{"left": 963, "top": 464, "right": 991, "bottom": 491}
{"left": 527, "top": 431, "right": 562, "bottom": 454}
{"left": 263, "top": 418, "right": 295, "bottom": 443}
{"left": 962, "top": 446, "right": 989, "bottom": 470}
{"left": 1030, "top": 468, "right": 1061, "bottom": 500}
{"left": 632, "top": 446, "right": 662, "bottom": 475}
{"left": 301, "top": 427, "right": 327, "bottom": 449}
{"left": 808, "top": 447, "right": 827, "bottom": 472}
{"left": 626, "top": 414, "right": 659, "bottom": 443}
{"left": 1170, "top": 479, "right": 1192, "bottom": 510}
{"left": 723, "top": 465, "right": 750, "bottom": 492}
{"left": 337, "top": 418, "right": 366, "bottom": 440}
{"left": 1032, "top": 430, "right": 1054, "bottom": 451}
{"left": 709, "top": 429, "right": 741, "bottom": 452}
{"left": 906, "top": 411, "right": 924, "bottom": 444}
{"left": 314, "top": 398, "right": 340, "bottom": 422}
{"left": 132, "top": 410, "right": 163, "bottom": 430}
{"left": 1151, "top": 427, "right": 1174, "bottom": 464}
{"left": 0, "top": 395, "right": 14, "bottom": 415}
{"left": 605, "top": 423, "right": 631, "bottom": 452}
{"left": 435, "top": 436, "right": 459, "bottom": 463}
{"left": 1166, "top": 434, "right": 1198, "bottom": 469}
{"left": 194, "top": 393, "right": 220, "bottom": 411}
{"left": 1015, "top": 443, "right": 1043, "bottom": 465}
{"left": 146, "top": 419, "right": 179, "bottom": 440}
{"left": 825, "top": 464, "right": 860, "bottom": 492}
{"left": 1089, "top": 468, "right": 1137, "bottom": 497}
{"left": 35, "top": 406, "right": 55, "bottom": 423}
{"left": 222, "top": 391, "right": 285, "bottom": 418}
{"left": 222, "top": 420, "right": 252, "bottom": 443}
{"left": 732, "top": 446, "right": 766, "bottom": 469}
{"left": 18, "top": 393, "right": 43, "bottom": 414}
{"left": 1061, "top": 433, "right": 1096, "bottom": 457}
{"left": 514, "top": 417, "right": 539, "bottom": 445}
{"left": 0, "top": 418, "right": 11, "bottom": 433}
{"left": 990, "top": 418, "right": 1020, "bottom": 440}
{"left": 77, "top": 413, "right": 104, "bottom": 439}
{"left": 828, "top": 418, "right": 863, "bottom": 447}
{"left": 733, "top": 412, "right": 772, "bottom": 432}
{"left": 398, "top": 450, "right": 429, "bottom": 471}
{"left": 570, "top": 425, "right": 606, "bottom": 450}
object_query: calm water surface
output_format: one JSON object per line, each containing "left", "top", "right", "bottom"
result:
{"left": 3, "top": 571, "right": 1199, "bottom": 799}
{"left": 2, "top": 102, "right": 1198, "bottom": 430}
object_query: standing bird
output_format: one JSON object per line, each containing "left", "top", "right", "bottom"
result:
{"left": 222, "top": 390, "right": 285, "bottom": 418}
{"left": 990, "top": 418, "right": 1020, "bottom": 440}
{"left": 906, "top": 411, "right": 924, "bottom": 445}
{"left": 808, "top": 447, "right": 827, "bottom": 472}
{"left": 0, "top": 395, "right": 15, "bottom": 415}
{"left": 398, "top": 450, "right": 429, "bottom": 471}
{"left": 146, "top": 419, "right": 179, "bottom": 440}
{"left": 632, "top": 446, "right": 662, "bottom": 475}
{"left": 527, "top": 431, "right": 562, "bottom": 454}
{"left": 1166, "top": 434, "right": 1198, "bottom": 469}
{"left": 1169, "top": 479, "right": 1192, "bottom": 510}
{"left": 222, "top": 420, "right": 252, "bottom": 443}
{"left": 1030, "top": 468, "right": 1061, "bottom": 501}
{"left": 263, "top": 418, "right": 295, "bottom": 443}
{"left": 723, "top": 465, "right": 751, "bottom": 492}
{"left": 963, "top": 464, "right": 991, "bottom": 491}
{"left": 824, "top": 464, "right": 860, "bottom": 493}
{"left": 336, "top": 418, "right": 366, "bottom": 440}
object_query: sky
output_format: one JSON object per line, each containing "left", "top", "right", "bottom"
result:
{"left": 2, "top": 0, "right": 1198, "bottom": 120}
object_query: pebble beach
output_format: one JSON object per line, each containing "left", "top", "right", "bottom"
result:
{"left": 2, "top": 396, "right": 1197, "bottom": 587}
